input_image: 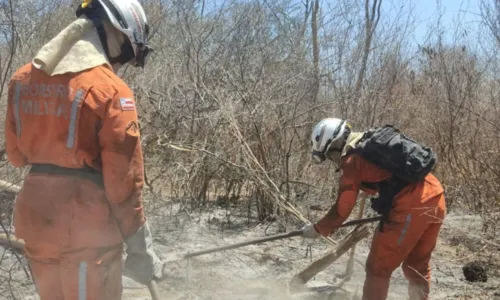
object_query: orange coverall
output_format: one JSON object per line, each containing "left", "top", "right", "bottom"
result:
{"left": 315, "top": 153, "right": 446, "bottom": 300}
{"left": 5, "top": 62, "right": 146, "bottom": 300}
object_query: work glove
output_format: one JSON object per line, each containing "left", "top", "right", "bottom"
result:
{"left": 123, "top": 222, "right": 164, "bottom": 285}
{"left": 301, "top": 223, "right": 321, "bottom": 239}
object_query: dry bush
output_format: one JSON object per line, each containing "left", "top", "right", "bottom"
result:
{"left": 0, "top": 0, "right": 498, "bottom": 298}
{"left": 0, "top": 0, "right": 498, "bottom": 268}
{"left": 0, "top": 0, "right": 497, "bottom": 227}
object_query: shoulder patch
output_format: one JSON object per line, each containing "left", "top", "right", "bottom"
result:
{"left": 125, "top": 120, "right": 140, "bottom": 137}
{"left": 120, "top": 98, "right": 135, "bottom": 111}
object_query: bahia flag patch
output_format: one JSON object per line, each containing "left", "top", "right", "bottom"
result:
{"left": 120, "top": 98, "right": 135, "bottom": 111}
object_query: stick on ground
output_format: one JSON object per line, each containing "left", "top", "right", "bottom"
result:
{"left": 0, "top": 233, "right": 25, "bottom": 252}
{"left": 288, "top": 224, "right": 371, "bottom": 292}
{"left": 0, "top": 181, "right": 24, "bottom": 252}
{"left": 0, "top": 179, "right": 21, "bottom": 193}
{"left": 338, "top": 193, "right": 368, "bottom": 280}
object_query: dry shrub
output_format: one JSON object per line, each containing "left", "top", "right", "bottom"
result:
{"left": 0, "top": 0, "right": 498, "bottom": 242}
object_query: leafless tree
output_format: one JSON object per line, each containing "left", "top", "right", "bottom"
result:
{"left": 0, "top": 0, "right": 499, "bottom": 297}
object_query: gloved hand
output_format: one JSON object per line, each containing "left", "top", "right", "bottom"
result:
{"left": 301, "top": 223, "right": 321, "bottom": 239}
{"left": 123, "top": 222, "right": 164, "bottom": 285}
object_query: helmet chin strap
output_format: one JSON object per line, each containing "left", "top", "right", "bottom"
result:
{"left": 108, "top": 41, "right": 135, "bottom": 65}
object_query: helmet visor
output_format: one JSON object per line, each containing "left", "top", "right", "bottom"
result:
{"left": 133, "top": 24, "right": 151, "bottom": 68}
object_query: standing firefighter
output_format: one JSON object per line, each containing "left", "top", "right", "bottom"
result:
{"left": 301, "top": 118, "right": 446, "bottom": 300}
{"left": 5, "top": 0, "right": 163, "bottom": 299}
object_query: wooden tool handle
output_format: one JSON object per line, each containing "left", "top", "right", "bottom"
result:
{"left": 148, "top": 280, "right": 161, "bottom": 300}
{"left": 184, "top": 230, "right": 303, "bottom": 258}
{"left": 0, "top": 233, "right": 25, "bottom": 251}
{"left": 289, "top": 224, "right": 371, "bottom": 288}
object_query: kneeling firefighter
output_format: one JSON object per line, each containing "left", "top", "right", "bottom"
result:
{"left": 301, "top": 118, "right": 446, "bottom": 300}
{"left": 5, "top": 0, "right": 163, "bottom": 299}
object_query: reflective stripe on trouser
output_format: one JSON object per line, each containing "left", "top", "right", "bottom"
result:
{"left": 26, "top": 244, "right": 123, "bottom": 300}
{"left": 362, "top": 194, "right": 446, "bottom": 300}
{"left": 79, "top": 261, "right": 87, "bottom": 300}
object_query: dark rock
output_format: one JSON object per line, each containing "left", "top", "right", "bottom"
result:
{"left": 462, "top": 261, "right": 488, "bottom": 282}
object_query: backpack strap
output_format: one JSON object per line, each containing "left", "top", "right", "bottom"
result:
{"left": 373, "top": 177, "right": 409, "bottom": 232}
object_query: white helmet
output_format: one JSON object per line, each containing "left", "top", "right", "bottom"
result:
{"left": 77, "top": 0, "right": 152, "bottom": 67}
{"left": 310, "top": 118, "right": 351, "bottom": 163}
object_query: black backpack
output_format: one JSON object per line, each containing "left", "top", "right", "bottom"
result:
{"left": 348, "top": 125, "right": 437, "bottom": 230}
{"left": 351, "top": 125, "right": 437, "bottom": 184}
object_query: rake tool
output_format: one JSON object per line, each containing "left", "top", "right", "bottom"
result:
{"left": 289, "top": 223, "right": 372, "bottom": 292}
{"left": 183, "top": 216, "right": 382, "bottom": 259}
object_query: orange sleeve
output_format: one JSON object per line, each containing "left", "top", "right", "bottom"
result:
{"left": 4, "top": 79, "right": 28, "bottom": 167}
{"left": 98, "top": 91, "right": 145, "bottom": 239}
{"left": 314, "top": 155, "right": 362, "bottom": 237}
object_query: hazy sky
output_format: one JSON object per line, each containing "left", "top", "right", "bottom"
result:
{"left": 206, "top": 0, "right": 486, "bottom": 46}
{"left": 315, "top": 0, "right": 484, "bottom": 45}
{"left": 399, "top": 0, "right": 482, "bottom": 44}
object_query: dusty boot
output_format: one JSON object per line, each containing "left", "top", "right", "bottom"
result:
{"left": 408, "top": 283, "right": 429, "bottom": 300}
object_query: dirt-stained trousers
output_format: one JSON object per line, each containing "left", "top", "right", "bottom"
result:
{"left": 362, "top": 193, "right": 446, "bottom": 300}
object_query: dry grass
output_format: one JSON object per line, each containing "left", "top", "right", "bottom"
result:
{"left": 0, "top": 0, "right": 499, "bottom": 298}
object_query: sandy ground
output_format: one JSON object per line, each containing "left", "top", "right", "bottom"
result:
{"left": 1, "top": 201, "right": 499, "bottom": 300}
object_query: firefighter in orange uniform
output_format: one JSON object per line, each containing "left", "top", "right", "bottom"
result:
{"left": 5, "top": 1, "right": 163, "bottom": 299}
{"left": 301, "top": 118, "right": 446, "bottom": 300}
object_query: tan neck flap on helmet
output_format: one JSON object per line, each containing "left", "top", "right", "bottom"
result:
{"left": 341, "top": 131, "right": 365, "bottom": 157}
{"left": 32, "top": 16, "right": 119, "bottom": 76}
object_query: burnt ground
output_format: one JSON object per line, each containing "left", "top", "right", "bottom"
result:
{"left": 1, "top": 200, "right": 499, "bottom": 300}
